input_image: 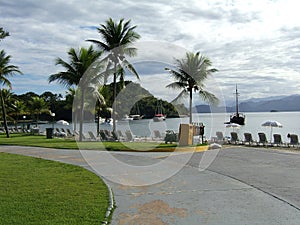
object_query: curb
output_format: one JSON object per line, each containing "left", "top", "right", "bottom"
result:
{"left": 148, "top": 145, "right": 209, "bottom": 152}
{"left": 101, "top": 180, "right": 115, "bottom": 224}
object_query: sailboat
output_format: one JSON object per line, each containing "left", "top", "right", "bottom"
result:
{"left": 227, "top": 84, "right": 245, "bottom": 125}
{"left": 130, "top": 102, "right": 143, "bottom": 120}
{"left": 153, "top": 100, "right": 166, "bottom": 122}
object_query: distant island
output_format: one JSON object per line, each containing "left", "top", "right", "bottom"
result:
{"left": 193, "top": 94, "right": 300, "bottom": 113}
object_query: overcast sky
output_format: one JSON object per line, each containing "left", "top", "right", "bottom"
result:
{"left": 1, "top": 0, "right": 300, "bottom": 106}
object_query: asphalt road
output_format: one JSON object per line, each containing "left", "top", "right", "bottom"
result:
{"left": 1, "top": 145, "right": 299, "bottom": 225}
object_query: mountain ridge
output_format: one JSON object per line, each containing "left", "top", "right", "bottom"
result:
{"left": 194, "top": 94, "right": 300, "bottom": 113}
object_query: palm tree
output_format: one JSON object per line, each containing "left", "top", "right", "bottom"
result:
{"left": 165, "top": 52, "right": 218, "bottom": 124}
{"left": 0, "top": 89, "right": 16, "bottom": 124}
{"left": 49, "top": 46, "right": 103, "bottom": 141}
{"left": 87, "top": 18, "right": 141, "bottom": 132}
{"left": 0, "top": 50, "right": 22, "bottom": 137}
{"left": 11, "top": 99, "right": 26, "bottom": 130}
{"left": 94, "top": 86, "right": 107, "bottom": 135}
{"left": 28, "top": 96, "right": 48, "bottom": 126}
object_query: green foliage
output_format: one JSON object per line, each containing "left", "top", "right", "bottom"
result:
{"left": 1, "top": 80, "right": 188, "bottom": 124}
{"left": 49, "top": 46, "right": 102, "bottom": 87}
{"left": 0, "top": 27, "right": 9, "bottom": 40}
{"left": 0, "top": 133, "right": 178, "bottom": 151}
{"left": 166, "top": 51, "right": 218, "bottom": 123}
{"left": 28, "top": 96, "right": 49, "bottom": 122}
{"left": 99, "top": 81, "right": 188, "bottom": 119}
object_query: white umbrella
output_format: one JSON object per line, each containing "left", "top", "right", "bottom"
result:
{"left": 56, "top": 120, "right": 70, "bottom": 126}
{"left": 261, "top": 120, "right": 283, "bottom": 141}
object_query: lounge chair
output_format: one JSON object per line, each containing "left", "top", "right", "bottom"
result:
{"left": 124, "top": 130, "right": 140, "bottom": 142}
{"left": 74, "top": 132, "right": 90, "bottom": 141}
{"left": 289, "top": 134, "right": 299, "bottom": 147}
{"left": 273, "top": 134, "right": 284, "bottom": 147}
{"left": 60, "top": 128, "right": 67, "bottom": 136}
{"left": 104, "top": 130, "right": 116, "bottom": 140}
{"left": 124, "top": 130, "right": 134, "bottom": 142}
{"left": 99, "top": 130, "right": 115, "bottom": 141}
{"left": 54, "top": 128, "right": 66, "bottom": 137}
{"left": 114, "top": 130, "right": 126, "bottom": 141}
{"left": 216, "top": 131, "right": 225, "bottom": 144}
{"left": 258, "top": 132, "right": 268, "bottom": 146}
{"left": 244, "top": 133, "right": 256, "bottom": 146}
{"left": 230, "top": 132, "right": 239, "bottom": 144}
{"left": 66, "top": 128, "right": 74, "bottom": 137}
{"left": 152, "top": 130, "right": 164, "bottom": 141}
{"left": 88, "top": 131, "right": 99, "bottom": 141}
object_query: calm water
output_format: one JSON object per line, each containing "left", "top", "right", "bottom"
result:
{"left": 40, "top": 111, "right": 300, "bottom": 143}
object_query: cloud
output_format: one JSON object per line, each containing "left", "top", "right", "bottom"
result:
{"left": 1, "top": 0, "right": 300, "bottom": 103}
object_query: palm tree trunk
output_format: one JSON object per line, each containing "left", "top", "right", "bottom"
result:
{"left": 112, "top": 69, "right": 117, "bottom": 133}
{"left": 73, "top": 112, "right": 77, "bottom": 132}
{"left": 15, "top": 113, "right": 19, "bottom": 130}
{"left": 189, "top": 89, "right": 192, "bottom": 124}
{"left": 96, "top": 107, "right": 101, "bottom": 136}
{"left": 0, "top": 89, "right": 10, "bottom": 138}
{"left": 79, "top": 89, "right": 84, "bottom": 142}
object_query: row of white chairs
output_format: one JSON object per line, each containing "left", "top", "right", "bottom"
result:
{"left": 214, "top": 131, "right": 300, "bottom": 147}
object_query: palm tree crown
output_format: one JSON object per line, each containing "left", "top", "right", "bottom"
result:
{"left": 88, "top": 18, "right": 140, "bottom": 57}
{"left": 49, "top": 45, "right": 102, "bottom": 87}
{"left": 87, "top": 18, "right": 141, "bottom": 132}
{"left": 166, "top": 52, "right": 218, "bottom": 124}
{"left": 0, "top": 50, "right": 22, "bottom": 88}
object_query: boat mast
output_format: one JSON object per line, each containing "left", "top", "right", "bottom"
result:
{"left": 235, "top": 84, "right": 239, "bottom": 117}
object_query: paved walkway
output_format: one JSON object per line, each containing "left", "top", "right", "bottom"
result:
{"left": 1, "top": 145, "right": 300, "bottom": 225}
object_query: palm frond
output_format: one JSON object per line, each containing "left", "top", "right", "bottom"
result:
{"left": 171, "top": 90, "right": 188, "bottom": 104}
{"left": 122, "top": 59, "right": 139, "bottom": 79}
{"left": 198, "top": 90, "right": 219, "bottom": 105}
{"left": 166, "top": 81, "right": 187, "bottom": 90}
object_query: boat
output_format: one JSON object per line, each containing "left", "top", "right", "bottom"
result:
{"left": 120, "top": 114, "right": 134, "bottom": 121}
{"left": 130, "top": 114, "right": 143, "bottom": 120}
{"left": 100, "top": 118, "right": 114, "bottom": 126}
{"left": 153, "top": 100, "right": 166, "bottom": 122}
{"left": 130, "top": 103, "right": 144, "bottom": 120}
{"left": 227, "top": 85, "right": 245, "bottom": 125}
{"left": 153, "top": 113, "right": 166, "bottom": 122}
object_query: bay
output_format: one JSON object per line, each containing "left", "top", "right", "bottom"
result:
{"left": 39, "top": 111, "right": 300, "bottom": 143}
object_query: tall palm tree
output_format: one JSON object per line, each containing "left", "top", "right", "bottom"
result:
{"left": 87, "top": 18, "right": 141, "bottom": 132}
{"left": 0, "top": 89, "right": 16, "bottom": 123}
{"left": 49, "top": 46, "right": 103, "bottom": 141}
{"left": 0, "top": 50, "right": 22, "bottom": 137}
{"left": 65, "top": 88, "right": 77, "bottom": 131}
{"left": 166, "top": 52, "right": 218, "bottom": 124}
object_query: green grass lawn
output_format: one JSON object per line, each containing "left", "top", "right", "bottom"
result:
{"left": 0, "top": 152, "right": 109, "bottom": 225}
{"left": 0, "top": 133, "right": 78, "bottom": 149}
{"left": 0, "top": 133, "right": 178, "bottom": 151}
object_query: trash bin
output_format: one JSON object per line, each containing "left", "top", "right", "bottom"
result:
{"left": 46, "top": 128, "right": 53, "bottom": 139}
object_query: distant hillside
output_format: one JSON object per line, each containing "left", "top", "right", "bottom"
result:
{"left": 194, "top": 94, "right": 300, "bottom": 113}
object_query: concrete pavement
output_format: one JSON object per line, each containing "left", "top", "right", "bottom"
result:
{"left": 0, "top": 145, "right": 299, "bottom": 224}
